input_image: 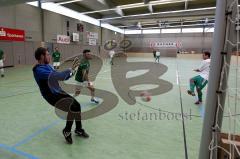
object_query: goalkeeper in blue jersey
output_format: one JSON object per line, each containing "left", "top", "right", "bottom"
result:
{"left": 33, "top": 47, "right": 89, "bottom": 144}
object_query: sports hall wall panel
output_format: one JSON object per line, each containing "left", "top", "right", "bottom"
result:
{"left": 44, "top": 10, "right": 63, "bottom": 43}
{"left": 125, "top": 33, "right": 213, "bottom": 57}
{"left": 0, "top": 5, "right": 15, "bottom": 28}
{"left": 0, "top": 4, "right": 124, "bottom": 66}
{"left": 12, "top": 42, "right": 25, "bottom": 65}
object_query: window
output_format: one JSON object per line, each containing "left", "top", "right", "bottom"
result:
{"left": 161, "top": 28, "right": 181, "bottom": 33}
{"left": 142, "top": 29, "right": 160, "bottom": 34}
{"left": 204, "top": 27, "right": 215, "bottom": 33}
{"left": 182, "top": 28, "right": 203, "bottom": 33}
{"left": 125, "top": 30, "right": 142, "bottom": 34}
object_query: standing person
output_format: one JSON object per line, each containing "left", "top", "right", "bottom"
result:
{"left": 153, "top": 50, "right": 156, "bottom": 61}
{"left": 52, "top": 47, "right": 61, "bottom": 69}
{"left": 109, "top": 49, "right": 115, "bottom": 65}
{"left": 0, "top": 48, "right": 5, "bottom": 77}
{"left": 187, "top": 51, "right": 211, "bottom": 105}
{"left": 74, "top": 49, "right": 99, "bottom": 104}
{"left": 33, "top": 47, "right": 89, "bottom": 144}
{"left": 155, "top": 50, "right": 160, "bottom": 63}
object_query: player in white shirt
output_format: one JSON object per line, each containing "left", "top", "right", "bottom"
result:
{"left": 155, "top": 51, "right": 160, "bottom": 63}
{"left": 109, "top": 50, "right": 115, "bottom": 65}
{"left": 0, "top": 48, "right": 5, "bottom": 77}
{"left": 187, "top": 51, "right": 211, "bottom": 105}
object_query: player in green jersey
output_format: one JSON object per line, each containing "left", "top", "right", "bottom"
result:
{"left": 52, "top": 47, "right": 61, "bottom": 69}
{"left": 74, "top": 49, "right": 99, "bottom": 104}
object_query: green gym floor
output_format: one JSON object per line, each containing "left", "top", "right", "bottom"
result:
{"left": 0, "top": 54, "right": 239, "bottom": 159}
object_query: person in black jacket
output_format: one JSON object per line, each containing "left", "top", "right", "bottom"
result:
{"left": 153, "top": 50, "right": 156, "bottom": 59}
{"left": 33, "top": 47, "right": 89, "bottom": 144}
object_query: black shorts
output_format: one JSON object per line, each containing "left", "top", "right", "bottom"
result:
{"left": 44, "top": 91, "right": 81, "bottom": 113}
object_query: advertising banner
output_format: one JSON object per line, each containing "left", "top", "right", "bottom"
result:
{"left": 0, "top": 27, "right": 25, "bottom": 41}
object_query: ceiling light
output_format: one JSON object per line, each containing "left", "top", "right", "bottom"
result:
{"left": 27, "top": 2, "right": 124, "bottom": 34}
{"left": 57, "top": 0, "right": 83, "bottom": 5}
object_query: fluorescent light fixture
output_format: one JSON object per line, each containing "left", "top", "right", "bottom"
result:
{"left": 27, "top": 1, "right": 124, "bottom": 33}
{"left": 149, "top": 0, "right": 187, "bottom": 4}
{"left": 28, "top": 2, "right": 100, "bottom": 26}
{"left": 119, "top": 2, "right": 143, "bottom": 9}
{"left": 27, "top": 1, "right": 38, "bottom": 6}
{"left": 142, "top": 29, "right": 160, "bottom": 34}
{"left": 45, "top": 3, "right": 100, "bottom": 26}
{"left": 125, "top": 30, "right": 142, "bottom": 34}
{"left": 57, "top": 0, "right": 83, "bottom": 5}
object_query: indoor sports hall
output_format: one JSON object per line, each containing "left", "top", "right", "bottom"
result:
{"left": 0, "top": 0, "right": 239, "bottom": 159}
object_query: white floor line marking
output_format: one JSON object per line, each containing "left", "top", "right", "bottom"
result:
{"left": 176, "top": 70, "right": 179, "bottom": 85}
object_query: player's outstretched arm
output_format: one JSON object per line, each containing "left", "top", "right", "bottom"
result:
{"left": 51, "top": 69, "right": 73, "bottom": 81}
{"left": 193, "top": 69, "right": 201, "bottom": 72}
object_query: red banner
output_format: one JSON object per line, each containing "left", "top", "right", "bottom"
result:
{"left": 0, "top": 27, "right": 25, "bottom": 41}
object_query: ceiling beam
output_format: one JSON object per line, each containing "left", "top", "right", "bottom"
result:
{"left": 116, "top": 7, "right": 124, "bottom": 16}
{"left": 81, "top": 0, "right": 190, "bottom": 14}
{"left": 185, "top": 0, "right": 188, "bottom": 10}
{"left": 75, "top": 0, "right": 124, "bottom": 16}
{"left": 62, "top": 3, "right": 91, "bottom": 12}
{"left": 100, "top": 7, "right": 215, "bottom": 21}
{"left": 148, "top": 4, "right": 153, "bottom": 13}
{"left": 101, "top": 8, "right": 215, "bottom": 26}
{"left": 102, "top": 0, "right": 124, "bottom": 16}
{"left": 62, "top": 2, "right": 103, "bottom": 18}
